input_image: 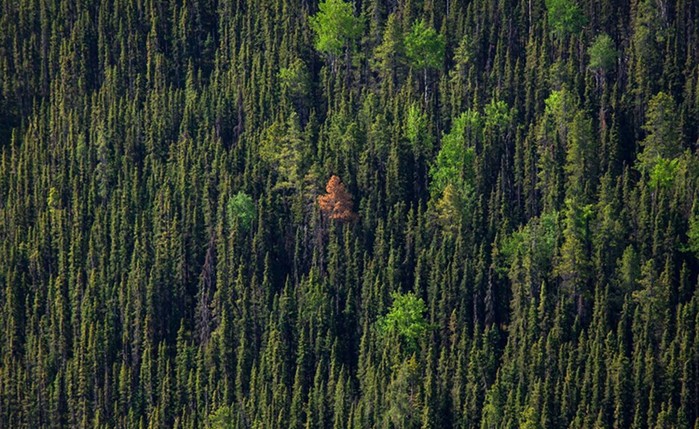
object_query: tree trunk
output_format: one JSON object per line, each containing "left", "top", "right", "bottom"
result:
{"left": 423, "top": 68, "right": 428, "bottom": 105}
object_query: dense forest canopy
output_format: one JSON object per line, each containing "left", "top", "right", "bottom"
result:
{"left": 0, "top": 0, "right": 698, "bottom": 428}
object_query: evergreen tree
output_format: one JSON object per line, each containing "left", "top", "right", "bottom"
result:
{"left": 0, "top": 0, "right": 697, "bottom": 427}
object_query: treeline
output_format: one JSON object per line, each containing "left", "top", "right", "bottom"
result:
{"left": 0, "top": 0, "right": 698, "bottom": 427}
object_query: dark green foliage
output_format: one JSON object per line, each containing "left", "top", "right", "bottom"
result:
{"left": 687, "top": 213, "right": 699, "bottom": 258}
{"left": 373, "top": 13, "right": 404, "bottom": 87}
{"left": 637, "top": 92, "right": 685, "bottom": 188}
{"left": 0, "top": 0, "right": 698, "bottom": 428}
{"left": 384, "top": 356, "right": 422, "bottom": 427}
{"left": 279, "top": 58, "right": 310, "bottom": 99}
{"left": 638, "top": 92, "right": 683, "bottom": 163}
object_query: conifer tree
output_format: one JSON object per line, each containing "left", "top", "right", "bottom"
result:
{"left": 318, "top": 175, "right": 358, "bottom": 222}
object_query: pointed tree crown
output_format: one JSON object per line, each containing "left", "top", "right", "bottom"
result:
{"left": 318, "top": 175, "right": 358, "bottom": 222}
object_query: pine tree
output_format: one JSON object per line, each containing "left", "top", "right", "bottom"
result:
{"left": 318, "top": 175, "right": 358, "bottom": 222}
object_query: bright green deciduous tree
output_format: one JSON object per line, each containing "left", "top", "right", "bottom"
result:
{"left": 687, "top": 212, "right": 699, "bottom": 258}
{"left": 484, "top": 99, "right": 513, "bottom": 130}
{"left": 544, "top": 88, "right": 578, "bottom": 132}
{"left": 545, "top": 0, "right": 585, "bottom": 36}
{"left": 520, "top": 405, "right": 542, "bottom": 429}
{"left": 648, "top": 157, "right": 681, "bottom": 189}
{"left": 208, "top": 405, "right": 234, "bottom": 429}
{"left": 378, "top": 291, "right": 428, "bottom": 351}
{"left": 429, "top": 110, "right": 480, "bottom": 197}
{"left": 309, "top": 0, "right": 364, "bottom": 56}
{"left": 404, "top": 19, "right": 445, "bottom": 101}
{"left": 228, "top": 192, "right": 256, "bottom": 232}
{"left": 404, "top": 102, "right": 433, "bottom": 157}
{"left": 588, "top": 33, "right": 617, "bottom": 72}
{"left": 404, "top": 20, "right": 445, "bottom": 72}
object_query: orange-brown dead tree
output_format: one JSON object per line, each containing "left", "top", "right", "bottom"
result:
{"left": 318, "top": 175, "right": 358, "bottom": 222}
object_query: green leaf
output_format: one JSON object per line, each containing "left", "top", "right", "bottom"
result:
{"left": 309, "top": 0, "right": 364, "bottom": 56}
{"left": 228, "top": 192, "right": 256, "bottom": 231}
{"left": 545, "top": 0, "right": 586, "bottom": 36}
{"left": 378, "top": 292, "right": 428, "bottom": 352}
{"left": 404, "top": 20, "right": 445, "bottom": 71}
{"left": 588, "top": 33, "right": 617, "bottom": 71}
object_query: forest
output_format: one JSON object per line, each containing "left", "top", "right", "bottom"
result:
{"left": 0, "top": 0, "right": 698, "bottom": 427}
